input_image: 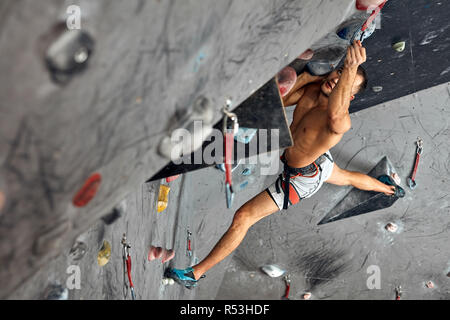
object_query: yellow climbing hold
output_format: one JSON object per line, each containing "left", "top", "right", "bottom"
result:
{"left": 157, "top": 185, "right": 170, "bottom": 213}
{"left": 97, "top": 240, "right": 111, "bottom": 267}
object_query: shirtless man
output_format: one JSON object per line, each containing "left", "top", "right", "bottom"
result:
{"left": 166, "top": 41, "right": 397, "bottom": 288}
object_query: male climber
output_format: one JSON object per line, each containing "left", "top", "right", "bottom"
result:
{"left": 166, "top": 40, "right": 400, "bottom": 288}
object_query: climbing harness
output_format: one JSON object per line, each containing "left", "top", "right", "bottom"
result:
{"left": 280, "top": 153, "right": 332, "bottom": 210}
{"left": 407, "top": 137, "right": 424, "bottom": 190}
{"left": 282, "top": 275, "right": 291, "bottom": 300}
{"left": 222, "top": 100, "right": 239, "bottom": 209}
{"left": 121, "top": 233, "right": 136, "bottom": 300}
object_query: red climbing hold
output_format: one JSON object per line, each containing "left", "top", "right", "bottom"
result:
{"left": 298, "top": 49, "right": 314, "bottom": 61}
{"left": 356, "top": 0, "right": 386, "bottom": 11}
{"left": 277, "top": 67, "right": 297, "bottom": 98}
{"left": 166, "top": 175, "right": 180, "bottom": 183}
{"left": 72, "top": 173, "right": 102, "bottom": 207}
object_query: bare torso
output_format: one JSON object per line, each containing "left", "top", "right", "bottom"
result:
{"left": 285, "top": 83, "right": 345, "bottom": 168}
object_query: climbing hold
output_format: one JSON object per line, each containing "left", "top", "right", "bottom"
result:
{"left": 157, "top": 185, "right": 170, "bottom": 213}
{"left": 234, "top": 127, "right": 258, "bottom": 144}
{"left": 306, "top": 60, "right": 335, "bottom": 76}
{"left": 337, "top": 18, "right": 377, "bottom": 44}
{"left": 298, "top": 49, "right": 314, "bottom": 60}
{"left": 161, "top": 249, "right": 175, "bottom": 263}
{"left": 45, "top": 284, "right": 68, "bottom": 300}
{"left": 393, "top": 41, "right": 406, "bottom": 52}
{"left": 162, "top": 278, "right": 175, "bottom": 286}
{"left": 239, "top": 181, "right": 249, "bottom": 190}
{"left": 277, "top": 67, "right": 297, "bottom": 97}
{"left": 158, "top": 96, "right": 214, "bottom": 161}
{"left": 166, "top": 175, "right": 180, "bottom": 183}
{"left": 372, "top": 86, "right": 383, "bottom": 93}
{"left": 69, "top": 241, "right": 88, "bottom": 261}
{"left": 318, "top": 157, "right": 404, "bottom": 225}
{"left": 385, "top": 222, "right": 398, "bottom": 233}
{"left": 72, "top": 173, "right": 102, "bottom": 207}
{"left": 356, "top": 0, "right": 386, "bottom": 11}
{"left": 302, "top": 292, "right": 312, "bottom": 300}
{"left": 148, "top": 246, "right": 164, "bottom": 261}
{"left": 45, "top": 26, "right": 95, "bottom": 83}
{"left": 102, "top": 200, "right": 126, "bottom": 225}
{"left": 97, "top": 240, "right": 111, "bottom": 267}
{"left": 242, "top": 168, "right": 252, "bottom": 176}
{"left": 425, "top": 281, "right": 434, "bottom": 289}
{"left": 261, "top": 264, "right": 286, "bottom": 278}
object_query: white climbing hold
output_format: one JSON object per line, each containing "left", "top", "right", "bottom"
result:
{"left": 372, "top": 86, "right": 383, "bottom": 93}
{"left": 425, "top": 281, "right": 434, "bottom": 289}
{"left": 261, "top": 264, "right": 286, "bottom": 278}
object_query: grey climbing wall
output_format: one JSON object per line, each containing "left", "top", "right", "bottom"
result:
{"left": 0, "top": 0, "right": 357, "bottom": 298}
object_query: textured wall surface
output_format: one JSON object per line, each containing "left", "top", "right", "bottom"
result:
{"left": 0, "top": 0, "right": 356, "bottom": 298}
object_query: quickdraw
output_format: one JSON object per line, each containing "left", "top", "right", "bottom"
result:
{"left": 186, "top": 229, "right": 193, "bottom": 257}
{"left": 351, "top": 1, "right": 386, "bottom": 43}
{"left": 282, "top": 275, "right": 291, "bottom": 300}
{"left": 222, "top": 99, "right": 239, "bottom": 209}
{"left": 122, "top": 233, "right": 136, "bottom": 300}
{"left": 407, "top": 138, "right": 423, "bottom": 190}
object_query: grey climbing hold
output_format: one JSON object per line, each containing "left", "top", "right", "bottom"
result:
{"left": 69, "top": 241, "right": 88, "bottom": 261}
{"left": 393, "top": 41, "right": 406, "bottom": 52}
{"left": 305, "top": 60, "right": 335, "bottom": 76}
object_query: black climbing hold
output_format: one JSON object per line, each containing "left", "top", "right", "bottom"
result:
{"left": 45, "top": 24, "right": 95, "bottom": 84}
{"left": 318, "top": 157, "right": 404, "bottom": 225}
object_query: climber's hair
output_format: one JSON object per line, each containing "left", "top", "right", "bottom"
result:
{"left": 356, "top": 65, "right": 368, "bottom": 94}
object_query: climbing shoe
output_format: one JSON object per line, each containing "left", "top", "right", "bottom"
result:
{"left": 164, "top": 267, "right": 205, "bottom": 289}
{"left": 378, "top": 175, "right": 405, "bottom": 198}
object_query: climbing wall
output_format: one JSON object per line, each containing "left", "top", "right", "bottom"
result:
{"left": 351, "top": 0, "right": 450, "bottom": 112}
{"left": 0, "top": 0, "right": 357, "bottom": 298}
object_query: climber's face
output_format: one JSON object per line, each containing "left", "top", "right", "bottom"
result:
{"left": 321, "top": 67, "right": 364, "bottom": 99}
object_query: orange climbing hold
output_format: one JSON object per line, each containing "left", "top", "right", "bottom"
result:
{"left": 157, "top": 184, "right": 170, "bottom": 212}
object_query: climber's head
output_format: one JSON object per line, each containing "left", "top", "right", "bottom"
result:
{"left": 321, "top": 65, "right": 368, "bottom": 100}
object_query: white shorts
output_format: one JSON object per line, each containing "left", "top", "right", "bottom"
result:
{"left": 266, "top": 152, "right": 335, "bottom": 210}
